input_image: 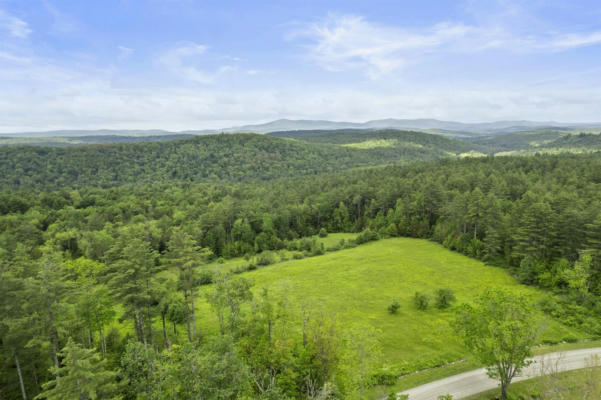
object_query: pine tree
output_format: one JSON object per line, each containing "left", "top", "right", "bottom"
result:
{"left": 36, "top": 339, "right": 119, "bottom": 400}
{"left": 107, "top": 236, "right": 158, "bottom": 345}
{"left": 165, "top": 228, "right": 211, "bottom": 341}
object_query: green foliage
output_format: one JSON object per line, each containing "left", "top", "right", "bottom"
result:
{"left": 36, "top": 339, "right": 120, "bottom": 400}
{"left": 0, "top": 131, "right": 479, "bottom": 189}
{"left": 387, "top": 300, "right": 401, "bottom": 314}
{"left": 413, "top": 292, "right": 430, "bottom": 310}
{"left": 256, "top": 251, "right": 276, "bottom": 266}
{"left": 319, "top": 228, "right": 328, "bottom": 238}
{"left": 169, "top": 337, "right": 250, "bottom": 400}
{"left": 356, "top": 228, "right": 378, "bottom": 244}
{"left": 453, "top": 289, "right": 541, "bottom": 399}
{"left": 434, "top": 288, "right": 456, "bottom": 309}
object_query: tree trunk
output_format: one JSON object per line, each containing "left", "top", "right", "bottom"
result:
{"left": 500, "top": 381, "right": 508, "bottom": 400}
{"left": 99, "top": 326, "right": 107, "bottom": 358}
{"left": 137, "top": 305, "right": 147, "bottom": 346}
{"left": 190, "top": 288, "right": 197, "bottom": 339}
{"left": 51, "top": 336, "right": 60, "bottom": 382}
{"left": 15, "top": 352, "right": 27, "bottom": 400}
{"left": 184, "top": 290, "right": 192, "bottom": 341}
{"left": 173, "top": 321, "right": 177, "bottom": 335}
{"left": 133, "top": 311, "right": 141, "bottom": 342}
{"left": 161, "top": 313, "right": 170, "bottom": 349}
{"left": 48, "top": 309, "right": 60, "bottom": 382}
{"left": 146, "top": 280, "right": 154, "bottom": 347}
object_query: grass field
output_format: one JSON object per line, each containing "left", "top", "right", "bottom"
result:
{"left": 194, "top": 238, "right": 587, "bottom": 369}
{"left": 466, "top": 366, "right": 601, "bottom": 399}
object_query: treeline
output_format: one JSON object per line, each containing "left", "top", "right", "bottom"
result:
{"left": 3, "top": 152, "right": 601, "bottom": 397}
{"left": 0, "top": 132, "right": 479, "bottom": 189}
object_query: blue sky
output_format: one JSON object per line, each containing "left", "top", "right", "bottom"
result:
{"left": 0, "top": 0, "right": 600, "bottom": 132}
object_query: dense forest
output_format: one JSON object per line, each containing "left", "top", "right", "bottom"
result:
{"left": 3, "top": 145, "right": 601, "bottom": 399}
{"left": 269, "top": 129, "right": 480, "bottom": 154}
{"left": 0, "top": 134, "right": 197, "bottom": 147}
{"left": 0, "top": 132, "right": 485, "bottom": 189}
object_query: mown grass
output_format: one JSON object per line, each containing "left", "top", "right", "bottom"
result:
{"left": 194, "top": 238, "right": 586, "bottom": 366}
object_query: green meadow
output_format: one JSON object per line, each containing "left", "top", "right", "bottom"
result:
{"left": 194, "top": 237, "right": 586, "bottom": 368}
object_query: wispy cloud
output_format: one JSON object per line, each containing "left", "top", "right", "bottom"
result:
{"left": 292, "top": 15, "right": 474, "bottom": 78}
{"left": 546, "top": 31, "right": 601, "bottom": 50}
{"left": 0, "top": 9, "right": 31, "bottom": 38}
{"left": 159, "top": 43, "right": 233, "bottom": 84}
{"left": 293, "top": 14, "right": 601, "bottom": 78}
{"left": 117, "top": 45, "right": 133, "bottom": 60}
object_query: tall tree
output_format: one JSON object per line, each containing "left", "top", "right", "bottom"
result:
{"left": 453, "top": 289, "right": 541, "bottom": 400}
{"left": 36, "top": 339, "right": 120, "bottom": 400}
{"left": 165, "top": 228, "right": 212, "bottom": 341}
{"left": 107, "top": 236, "right": 158, "bottom": 345}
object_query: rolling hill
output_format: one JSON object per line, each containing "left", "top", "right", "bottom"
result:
{"left": 0, "top": 131, "right": 484, "bottom": 189}
{"left": 269, "top": 128, "right": 486, "bottom": 154}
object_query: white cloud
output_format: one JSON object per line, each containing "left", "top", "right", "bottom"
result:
{"left": 1, "top": 81, "right": 599, "bottom": 133}
{"left": 159, "top": 43, "right": 233, "bottom": 84}
{"left": 293, "top": 15, "right": 475, "bottom": 78}
{"left": 117, "top": 45, "right": 133, "bottom": 60}
{"left": 546, "top": 31, "right": 601, "bottom": 50}
{"left": 0, "top": 51, "right": 31, "bottom": 63}
{"left": 293, "top": 14, "right": 601, "bottom": 78}
{"left": 0, "top": 9, "right": 31, "bottom": 38}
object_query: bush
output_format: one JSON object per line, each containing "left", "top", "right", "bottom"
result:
{"left": 414, "top": 292, "right": 430, "bottom": 310}
{"left": 437, "top": 396, "right": 453, "bottom": 400}
{"left": 356, "top": 228, "right": 378, "bottom": 245}
{"left": 198, "top": 270, "right": 213, "bottom": 285}
{"left": 292, "top": 252, "right": 304, "bottom": 260}
{"left": 256, "top": 251, "right": 276, "bottom": 266}
{"left": 373, "top": 370, "right": 397, "bottom": 386}
{"left": 435, "top": 288, "right": 456, "bottom": 309}
{"left": 388, "top": 299, "right": 400, "bottom": 314}
{"left": 562, "top": 335, "right": 578, "bottom": 343}
{"left": 318, "top": 228, "right": 328, "bottom": 238}
{"left": 310, "top": 241, "right": 325, "bottom": 256}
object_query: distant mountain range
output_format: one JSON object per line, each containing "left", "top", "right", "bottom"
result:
{"left": 2, "top": 118, "right": 601, "bottom": 138}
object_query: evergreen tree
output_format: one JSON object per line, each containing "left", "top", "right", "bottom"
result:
{"left": 36, "top": 339, "right": 120, "bottom": 400}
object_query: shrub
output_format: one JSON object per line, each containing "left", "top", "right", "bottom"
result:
{"left": 292, "top": 252, "right": 304, "bottom": 260}
{"left": 373, "top": 370, "right": 397, "bottom": 386}
{"left": 256, "top": 251, "right": 276, "bottom": 266}
{"left": 318, "top": 228, "right": 328, "bottom": 238}
{"left": 437, "top": 395, "right": 453, "bottom": 400}
{"left": 388, "top": 299, "right": 400, "bottom": 314}
{"left": 414, "top": 292, "right": 430, "bottom": 310}
{"left": 435, "top": 288, "right": 456, "bottom": 309}
{"left": 562, "top": 335, "right": 578, "bottom": 343}
{"left": 198, "top": 270, "right": 213, "bottom": 285}
{"left": 310, "top": 241, "right": 325, "bottom": 256}
{"left": 356, "top": 228, "right": 378, "bottom": 245}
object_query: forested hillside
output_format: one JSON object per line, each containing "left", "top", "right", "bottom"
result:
{"left": 467, "top": 129, "right": 601, "bottom": 154}
{"left": 270, "top": 128, "right": 482, "bottom": 153}
{"left": 3, "top": 151, "right": 601, "bottom": 399}
{"left": 0, "top": 134, "right": 197, "bottom": 147}
{"left": 0, "top": 132, "right": 481, "bottom": 189}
